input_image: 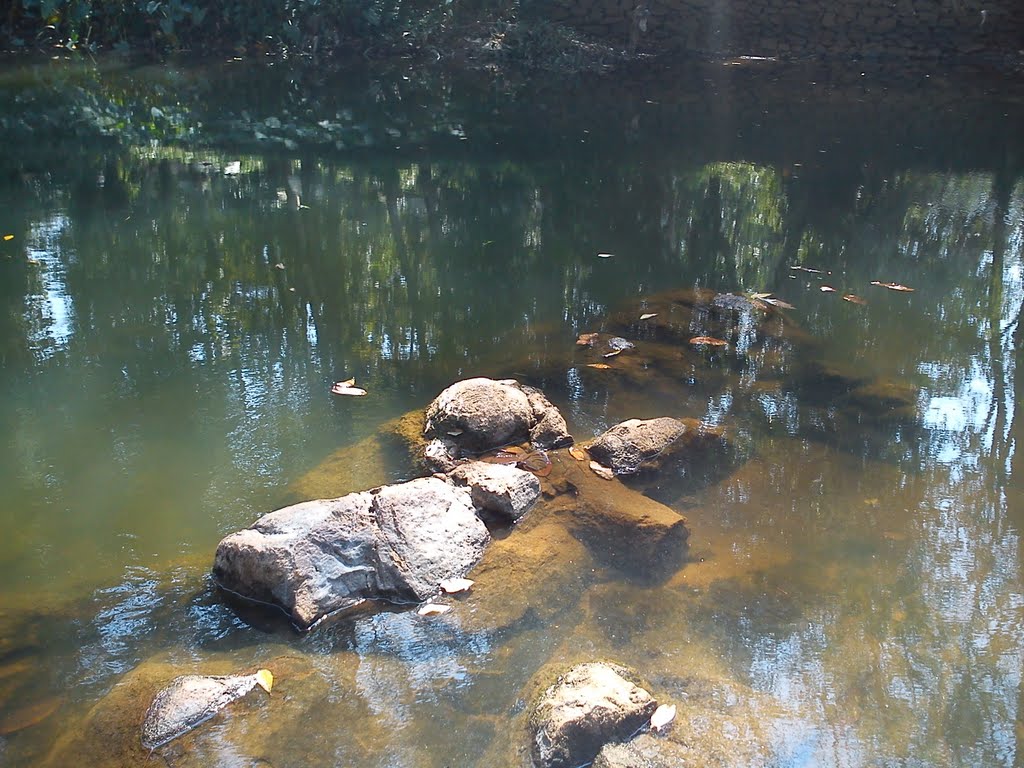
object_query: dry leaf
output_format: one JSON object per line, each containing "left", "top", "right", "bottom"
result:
{"left": 639, "top": 313, "right": 658, "bottom": 320}
{"left": 597, "top": 253, "right": 613, "bottom": 258}
{"left": 274, "top": 263, "right": 286, "bottom": 270}
{"left": 842, "top": 294, "right": 868, "bottom": 305}
{"left": 338, "top": 377, "right": 356, "bottom": 387}
{"left": 331, "top": 381, "right": 368, "bottom": 396}
{"left": 568, "top": 446, "right": 587, "bottom": 461}
{"left": 760, "top": 295, "right": 796, "bottom": 309}
{"left": 870, "top": 281, "right": 914, "bottom": 292}
{"left": 650, "top": 703, "right": 677, "bottom": 733}
{"left": 254, "top": 669, "right": 274, "bottom": 694}
{"left": 820, "top": 286, "right": 836, "bottom": 293}
{"left": 589, "top": 461, "right": 614, "bottom": 480}
{"left": 587, "top": 363, "right": 613, "bottom": 370}
{"left": 417, "top": 603, "right": 451, "bottom": 617}
{"left": 447, "top": 429, "right": 464, "bottom": 436}
{"left": 789, "top": 265, "right": 828, "bottom": 274}
{"left": 518, "top": 451, "right": 552, "bottom": 476}
{"left": 576, "top": 332, "right": 600, "bottom": 346}
{"left": 2, "top": 234, "right": 13, "bottom": 241}
{"left": 603, "top": 349, "right": 622, "bottom": 358}
{"left": 689, "top": 336, "right": 729, "bottom": 347}
{"left": 440, "top": 578, "right": 474, "bottom": 594}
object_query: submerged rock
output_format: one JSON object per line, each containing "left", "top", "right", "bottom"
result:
{"left": 141, "top": 670, "right": 272, "bottom": 750}
{"left": 213, "top": 477, "right": 490, "bottom": 629}
{"left": 423, "top": 378, "right": 572, "bottom": 471}
{"left": 529, "top": 662, "right": 657, "bottom": 768}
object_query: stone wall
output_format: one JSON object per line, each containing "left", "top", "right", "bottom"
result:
{"left": 526, "top": 0, "right": 1024, "bottom": 59}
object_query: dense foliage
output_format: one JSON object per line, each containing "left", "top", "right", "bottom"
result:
{"left": 0, "top": 0, "right": 472, "bottom": 55}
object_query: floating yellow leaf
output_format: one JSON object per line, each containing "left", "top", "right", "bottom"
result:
{"left": 650, "top": 703, "right": 676, "bottom": 733}
{"left": 2, "top": 234, "right": 13, "bottom": 241}
{"left": 870, "top": 281, "right": 914, "bottom": 292}
{"left": 842, "top": 294, "right": 868, "bottom": 305}
{"left": 576, "top": 332, "right": 599, "bottom": 346}
{"left": 639, "top": 313, "right": 658, "bottom": 320}
{"left": 440, "top": 577, "right": 475, "bottom": 594}
{"left": 254, "top": 669, "right": 274, "bottom": 694}
{"left": 689, "top": 336, "right": 729, "bottom": 347}
{"left": 589, "top": 461, "right": 614, "bottom": 480}
{"left": 586, "top": 363, "right": 612, "bottom": 370}
{"left": 820, "top": 285, "right": 836, "bottom": 293}
{"left": 568, "top": 446, "right": 587, "bottom": 461}
{"left": 417, "top": 603, "right": 451, "bottom": 616}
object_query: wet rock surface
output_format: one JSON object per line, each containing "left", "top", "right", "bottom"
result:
{"left": 447, "top": 460, "right": 541, "bottom": 523}
{"left": 587, "top": 417, "right": 690, "bottom": 475}
{"left": 529, "top": 662, "right": 657, "bottom": 768}
{"left": 213, "top": 477, "right": 490, "bottom": 629}
{"left": 423, "top": 378, "right": 573, "bottom": 471}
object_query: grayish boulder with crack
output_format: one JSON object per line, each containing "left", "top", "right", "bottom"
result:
{"left": 213, "top": 477, "right": 490, "bottom": 629}
{"left": 447, "top": 460, "right": 541, "bottom": 522}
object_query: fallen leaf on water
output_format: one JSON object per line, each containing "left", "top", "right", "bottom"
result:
{"left": 254, "top": 669, "right": 274, "bottom": 694}
{"left": 603, "top": 349, "right": 622, "bottom": 358}
{"left": 331, "top": 380, "right": 368, "bottom": 396}
{"left": 820, "top": 285, "right": 836, "bottom": 293}
{"left": 640, "top": 313, "right": 658, "bottom": 320}
{"left": 274, "top": 263, "right": 286, "bottom": 270}
{"left": 440, "top": 578, "right": 475, "bottom": 594}
{"left": 689, "top": 336, "right": 729, "bottom": 347}
{"left": 0, "top": 695, "right": 63, "bottom": 735}
{"left": 650, "top": 703, "right": 677, "bottom": 733}
{"left": 568, "top": 446, "right": 587, "bottom": 461}
{"left": 597, "top": 253, "right": 613, "bottom": 258}
{"left": 760, "top": 295, "right": 796, "bottom": 309}
{"left": 417, "top": 603, "right": 451, "bottom": 617}
{"left": 576, "top": 332, "right": 600, "bottom": 346}
{"left": 790, "top": 265, "right": 828, "bottom": 274}
{"left": 589, "top": 461, "right": 614, "bottom": 480}
{"left": 870, "top": 281, "right": 915, "bottom": 292}
{"left": 482, "top": 451, "right": 520, "bottom": 465}
{"left": 3, "top": 234, "right": 13, "bottom": 241}
{"left": 843, "top": 294, "right": 868, "bottom": 305}
{"left": 586, "top": 363, "right": 613, "bottom": 370}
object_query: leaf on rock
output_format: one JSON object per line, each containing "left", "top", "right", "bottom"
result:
{"left": 639, "top": 313, "right": 658, "bottom": 320}
{"left": 870, "top": 281, "right": 915, "bottom": 292}
{"left": 576, "top": 332, "right": 600, "bottom": 346}
{"left": 589, "top": 461, "right": 614, "bottom": 480}
{"left": 820, "top": 285, "right": 836, "bottom": 293}
{"left": 417, "top": 603, "right": 451, "bottom": 616}
{"left": 586, "top": 363, "right": 613, "bottom": 370}
{"left": 568, "top": 446, "right": 587, "bottom": 461}
{"left": 650, "top": 703, "right": 677, "bottom": 733}
{"left": 689, "top": 336, "right": 729, "bottom": 347}
{"left": 254, "top": 669, "right": 274, "bottom": 694}
{"left": 842, "top": 294, "right": 868, "bottom": 305}
{"left": 440, "top": 578, "right": 474, "bottom": 594}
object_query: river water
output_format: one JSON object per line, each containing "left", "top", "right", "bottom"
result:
{"left": 1, "top": 55, "right": 1023, "bottom": 766}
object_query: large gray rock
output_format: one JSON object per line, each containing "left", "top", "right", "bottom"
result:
{"left": 423, "top": 378, "right": 572, "bottom": 470}
{"left": 530, "top": 662, "right": 657, "bottom": 768}
{"left": 587, "top": 417, "right": 688, "bottom": 475}
{"left": 447, "top": 461, "right": 541, "bottom": 522}
{"left": 213, "top": 477, "right": 490, "bottom": 629}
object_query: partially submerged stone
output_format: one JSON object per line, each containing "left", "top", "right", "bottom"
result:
{"left": 141, "top": 670, "right": 272, "bottom": 750}
{"left": 423, "top": 378, "right": 572, "bottom": 470}
{"left": 529, "top": 662, "right": 657, "bottom": 768}
{"left": 587, "top": 417, "right": 690, "bottom": 475}
{"left": 447, "top": 460, "right": 541, "bottom": 523}
{"left": 213, "top": 477, "right": 490, "bottom": 629}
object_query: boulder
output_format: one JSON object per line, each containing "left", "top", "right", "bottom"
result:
{"left": 529, "top": 662, "right": 657, "bottom": 768}
{"left": 213, "top": 477, "right": 490, "bottom": 629}
{"left": 587, "top": 417, "right": 689, "bottom": 475}
{"left": 447, "top": 461, "right": 541, "bottom": 522}
{"left": 423, "top": 378, "right": 572, "bottom": 470}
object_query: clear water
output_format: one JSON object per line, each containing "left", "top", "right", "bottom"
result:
{"left": 0, "top": 55, "right": 1023, "bottom": 767}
